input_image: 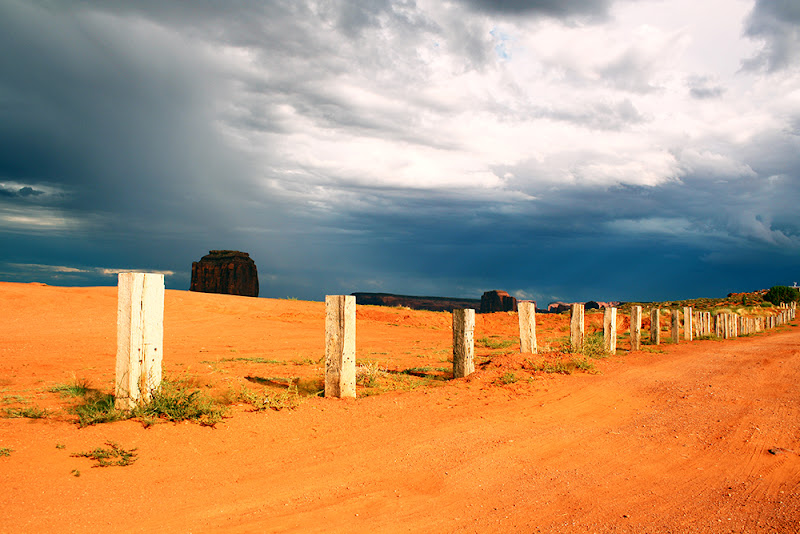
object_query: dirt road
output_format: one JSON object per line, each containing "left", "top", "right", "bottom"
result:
{"left": 1, "top": 283, "right": 798, "bottom": 532}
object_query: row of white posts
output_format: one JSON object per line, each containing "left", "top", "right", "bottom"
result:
{"left": 113, "top": 274, "right": 798, "bottom": 405}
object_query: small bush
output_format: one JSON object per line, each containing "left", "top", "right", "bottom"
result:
{"left": 0, "top": 447, "right": 12, "bottom": 457}
{"left": 73, "top": 392, "right": 128, "bottom": 427}
{"left": 764, "top": 286, "right": 799, "bottom": 305}
{"left": 499, "top": 371, "right": 518, "bottom": 384}
{"left": 132, "top": 381, "right": 226, "bottom": 427}
{"left": 581, "top": 333, "right": 610, "bottom": 359}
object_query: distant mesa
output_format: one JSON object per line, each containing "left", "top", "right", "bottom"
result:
{"left": 480, "top": 290, "right": 518, "bottom": 313}
{"left": 352, "top": 293, "right": 480, "bottom": 312}
{"left": 190, "top": 250, "right": 259, "bottom": 297}
{"left": 548, "top": 302, "right": 571, "bottom": 314}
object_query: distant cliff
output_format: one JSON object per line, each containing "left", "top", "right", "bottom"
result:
{"left": 352, "top": 293, "right": 480, "bottom": 312}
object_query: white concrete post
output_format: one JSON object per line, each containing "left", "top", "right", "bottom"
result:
{"left": 453, "top": 309, "right": 475, "bottom": 378}
{"left": 603, "top": 307, "right": 617, "bottom": 353}
{"left": 650, "top": 308, "right": 661, "bottom": 345}
{"left": 683, "top": 307, "right": 693, "bottom": 341}
{"left": 671, "top": 309, "right": 680, "bottom": 343}
{"left": 570, "top": 303, "right": 585, "bottom": 352}
{"left": 325, "top": 295, "right": 356, "bottom": 398}
{"left": 518, "top": 301, "right": 537, "bottom": 354}
{"left": 115, "top": 272, "right": 164, "bottom": 411}
{"left": 630, "top": 306, "right": 642, "bottom": 351}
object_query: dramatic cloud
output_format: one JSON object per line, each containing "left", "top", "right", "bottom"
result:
{"left": 742, "top": 0, "right": 800, "bottom": 71}
{"left": 0, "top": 0, "right": 798, "bottom": 303}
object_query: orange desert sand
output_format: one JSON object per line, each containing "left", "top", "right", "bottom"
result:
{"left": 1, "top": 282, "right": 799, "bottom": 533}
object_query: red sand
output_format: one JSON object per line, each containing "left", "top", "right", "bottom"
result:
{"left": 1, "top": 282, "right": 799, "bottom": 532}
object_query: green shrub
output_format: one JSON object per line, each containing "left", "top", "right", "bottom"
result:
{"left": 764, "top": 286, "right": 799, "bottom": 305}
{"left": 499, "top": 371, "right": 518, "bottom": 384}
{"left": 132, "top": 381, "right": 226, "bottom": 427}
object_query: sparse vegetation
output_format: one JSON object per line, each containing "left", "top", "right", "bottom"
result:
{"left": 527, "top": 356, "right": 596, "bottom": 375}
{"left": 356, "top": 361, "right": 387, "bottom": 387}
{"left": 477, "top": 337, "right": 516, "bottom": 350}
{"left": 50, "top": 379, "right": 91, "bottom": 398}
{"left": 71, "top": 442, "right": 137, "bottom": 467}
{"left": 4, "top": 405, "right": 49, "bottom": 419}
{"left": 0, "top": 447, "right": 12, "bottom": 457}
{"left": 239, "top": 384, "right": 301, "bottom": 411}
{"left": 499, "top": 371, "right": 518, "bottom": 384}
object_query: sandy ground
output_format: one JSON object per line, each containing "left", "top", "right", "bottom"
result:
{"left": 1, "top": 282, "right": 799, "bottom": 533}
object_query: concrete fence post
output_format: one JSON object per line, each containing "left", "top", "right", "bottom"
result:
{"left": 570, "top": 303, "right": 585, "bottom": 352}
{"left": 603, "top": 307, "right": 617, "bottom": 353}
{"left": 115, "top": 272, "right": 164, "bottom": 411}
{"left": 671, "top": 309, "right": 680, "bottom": 344}
{"left": 325, "top": 295, "right": 356, "bottom": 398}
{"left": 631, "top": 305, "right": 642, "bottom": 351}
{"left": 650, "top": 308, "right": 661, "bottom": 345}
{"left": 683, "top": 307, "right": 693, "bottom": 341}
{"left": 453, "top": 309, "right": 475, "bottom": 378}
{"left": 518, "top": 301, "right": 537, "bottom": 354}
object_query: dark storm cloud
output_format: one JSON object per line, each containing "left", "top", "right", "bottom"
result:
{"left": 0, "top": 185, "right": 45, "bottom": 198}
{"left": 458, "top": 0, "right": 613, "bottom": 20}
{"left": 743, "top": 0, "right": 800, "bottom": 71}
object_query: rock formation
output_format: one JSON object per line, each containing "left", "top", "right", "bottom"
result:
{"left": 190, "top": 250, "right": 259, "bottom": 297}
{"left": 480, "top": 290, "right": 517, "bottom": 313}
{"left": 548, "top": 302, "right": 571, "bottom": 314}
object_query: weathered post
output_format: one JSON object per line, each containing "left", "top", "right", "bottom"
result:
{"left": 115, "top": 272, "right": 164, "bottom": 411}
{"left": 518, "top": 301, "right": 537, "bottom": 354}
{"left": 683, "top": 307, "right": 693, "bottom": 341}
{"left": 650, "top": 308, "right": 661, "bottom": 345}
{"left": 325, "top": 295, "right": 356, "bottom": 398}
{"left": 630, "top": 305, "right": 642, "bottom": 351}
{"left": 603, "top": 307, "right": 617, "bottom": 353}
{"left": 671, "top": 309, "right": 680, "bottom": 343}
{"left": 570, "top": 303, "right": 585, "bottom": 352}
{"left": 453, "top": 309, "right": 475, "bottom": 378}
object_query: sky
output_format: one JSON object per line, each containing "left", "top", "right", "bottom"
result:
{"left": 1, "top": 0, "right": 799, "bottom": 305}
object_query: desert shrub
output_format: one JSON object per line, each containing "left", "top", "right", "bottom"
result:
{"left": 132, "top": 381, "right": 226, "bottom": 427}
{"left": 581, "top": 333, "right": 610, "bottom": 358}
{"left": 499, "top": 371, "right": 518, "bottom": 384}
{"left": 763, "top": 286, "right": 799, "bottom": 305}
{"left": 73, "top": 391, "right": 128, "bottom": 427}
